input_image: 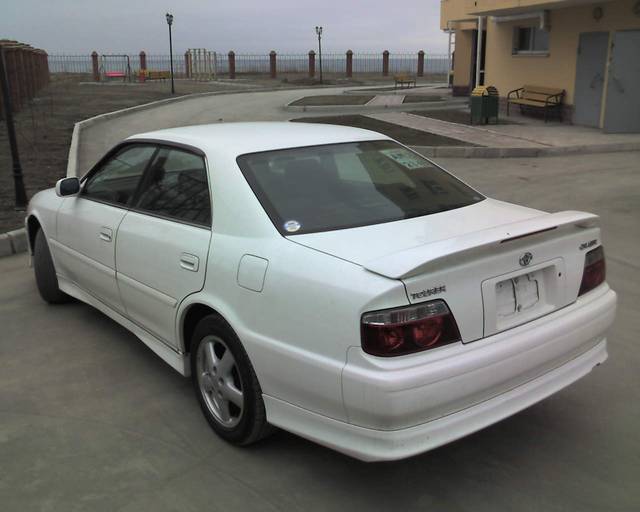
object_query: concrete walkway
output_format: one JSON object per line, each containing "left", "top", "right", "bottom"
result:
{"left": 368, "top": 112, "right": 549, "bottom": 148}
{"left": 76, "top": 86, "right": 640, "bottom": 174}
{"left": 366, "top": 95, "right": 406, "bottom": 106}
{"left": 78, "top": 86, "right": 364, "bottom": 172}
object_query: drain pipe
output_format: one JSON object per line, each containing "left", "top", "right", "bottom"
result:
{"left": 475, "top": 16, "right": 484, "bottom": 87}
{"left": 447, "top": 21, "right": 453, "bottom": 88}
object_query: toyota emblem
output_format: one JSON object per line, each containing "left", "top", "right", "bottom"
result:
{"left": 519, "top": 252, "right": 533, "bottom": 266}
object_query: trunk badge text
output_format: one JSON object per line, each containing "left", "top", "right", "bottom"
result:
{"left": 519, "top": 252, "right": 533, "bottom": 267}
{"left": 411, "top": 285, "right": 446, "bottom": 300}
{"left": 580, "top": 239, "right": 597, "bottom": 250}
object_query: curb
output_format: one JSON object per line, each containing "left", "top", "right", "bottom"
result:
{"left": 284, "top": 98, "right": 464, "bottom": 113}
{"left": 66, "top": 84, "right": 354, "bottom": 177}
{"left": 409, "top": 141, "right": 640, "bottom": 158}
{"left": 0, "top": 228, "right": 27, "bottom": 257}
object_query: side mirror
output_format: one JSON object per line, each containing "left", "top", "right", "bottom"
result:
{"left": 55, "top": 177, "right": 80, "bottom": 197}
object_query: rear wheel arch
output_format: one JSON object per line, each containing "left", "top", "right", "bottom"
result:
{"left": 182, "top": 303, "right": 227, "bottom": 355}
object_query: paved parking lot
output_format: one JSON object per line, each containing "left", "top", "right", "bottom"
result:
{"left": 1, "top": 151, "right": 638, "bottom": 511}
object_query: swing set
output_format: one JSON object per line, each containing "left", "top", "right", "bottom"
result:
{"left": 99, "top": 54, "right": 132, "bottom": 82}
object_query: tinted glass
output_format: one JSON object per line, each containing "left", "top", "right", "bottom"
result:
{"left": 83, "top": 145, "right": 156, "bottom": 206}
{"left": 237, "top": 141, "right": 483, "bottom": 235}
{"left": 133, "top": 148, "right": 211, "bottom": 227}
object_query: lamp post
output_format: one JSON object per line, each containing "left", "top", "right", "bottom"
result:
{"left": 0, "top": 47, "right": 27, "bottom": 209}
{"left": 166, "top": 12, "right": 175, "bottom": 94}
{"left": 315, "top": 26, "right": 323, "bottom": 84}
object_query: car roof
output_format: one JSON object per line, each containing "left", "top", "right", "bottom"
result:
{"left": 126, "top": 121, "right": 390, "bottom": 157}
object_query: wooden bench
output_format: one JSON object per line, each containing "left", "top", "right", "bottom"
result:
{"left": 394, "top": 74, "right": 416, "bottom": 89}
{"left": 138, "top": 70, "right": 171, "bottom": 82}
{"left": 507, "top": 85, "right": 565, "bottom": 122}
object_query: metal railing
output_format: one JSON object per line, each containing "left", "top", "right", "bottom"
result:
{"left": 47, "top": 52, "right": 449, "bottom": 77}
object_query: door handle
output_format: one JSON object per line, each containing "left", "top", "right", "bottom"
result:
{"left": 179, "top": 253, "right": 199, "bottom": 272}
{"left": 99, "top": 227, "right": 113, "bottom": 242}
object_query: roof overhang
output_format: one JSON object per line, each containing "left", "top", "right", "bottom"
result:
{"left": 467, "top": 0, "right": 613, "bottom": 16}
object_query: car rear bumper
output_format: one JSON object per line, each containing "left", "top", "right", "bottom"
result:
{"left": 265, "top": 285, "right": 616, "bottom": 461}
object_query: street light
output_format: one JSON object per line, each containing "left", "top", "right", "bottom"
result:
{"left": 315, "top": 26, "right": 323, "bottom": 84}
{"left": 166, "top": 12, "right": 175, "bottom": 94}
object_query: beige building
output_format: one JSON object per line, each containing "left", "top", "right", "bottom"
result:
{"left": 440, "top": 0, "right": 640, "bottom": 132}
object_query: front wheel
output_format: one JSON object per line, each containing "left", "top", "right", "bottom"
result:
{"left": 190, "top": 314, "right": 273, "bottom": 445}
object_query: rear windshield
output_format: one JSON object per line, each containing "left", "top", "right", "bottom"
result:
{"left": 236, "top": 140, "right": 484, "bottom": 235}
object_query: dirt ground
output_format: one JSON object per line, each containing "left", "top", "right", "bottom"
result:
{"left": 0, "top": 73, "right": 447, "bottom": 232}
{"left": 0, "top": 76, "right": 237, "bottom": 232}
{"left": 292, "top": 115, "right": 475, "bottom": 147}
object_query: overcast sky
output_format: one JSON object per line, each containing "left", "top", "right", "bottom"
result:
{"left": 3, "top": 0, "right": 448, "bottom": 55}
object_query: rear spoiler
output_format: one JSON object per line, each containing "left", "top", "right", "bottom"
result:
{"left": 363, "top": 211, "right": 599, "bottom": 279}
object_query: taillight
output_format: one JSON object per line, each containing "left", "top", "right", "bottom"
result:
{"left": 361, "top": 300, "right": 461, "bottom": 357}
{"left": 579, "top": 245, "right": 606, "bottom": 296}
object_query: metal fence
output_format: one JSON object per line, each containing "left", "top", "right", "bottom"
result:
{"left": 47, "top": 54, "right": 93, "bottom": 73}
{"left": 47, "top": 52, "right": 449, "bottom": 77}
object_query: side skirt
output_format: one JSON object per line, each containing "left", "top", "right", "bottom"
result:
{"left": 58, "top": 275, "right": 190, "bottom": 376}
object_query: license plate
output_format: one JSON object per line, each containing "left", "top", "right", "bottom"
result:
{"left": 496, "top": 272, "right": 540, "bottom": 320}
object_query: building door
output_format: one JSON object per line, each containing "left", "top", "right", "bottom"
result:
{"left": 573, "top": 32, "right": 609, "bottom": 127}
{"left": 604, "top": 30, "right": 640, "bottom": 133}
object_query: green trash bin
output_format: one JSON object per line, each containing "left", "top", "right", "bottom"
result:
{"left": 470, "top": 86, "right": 499, "bottom": 125}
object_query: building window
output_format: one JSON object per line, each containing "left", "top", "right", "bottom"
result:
{"left": 513, "top": 26, "right": 549, "bottom": 54}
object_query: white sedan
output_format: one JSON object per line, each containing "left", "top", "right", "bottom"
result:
{"left": 26, "top": 122, "right": 617, "bottom": 461}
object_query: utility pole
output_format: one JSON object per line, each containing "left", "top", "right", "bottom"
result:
{"left": 0, "top": 46, "right": 28, "bottom": 209}
{"left": 315, "top": 26, "right": 323, "bottom": 84}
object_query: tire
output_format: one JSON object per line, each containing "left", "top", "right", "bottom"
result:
{"left": 190, "top": 314, "right": 273, "bottom": 445}
{"left": 33, "top": 228, "right": 71, "bottom": 304}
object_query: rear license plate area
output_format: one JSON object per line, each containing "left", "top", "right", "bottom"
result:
{"left": 482, "top": 258, "right": 566, "bottom": 336}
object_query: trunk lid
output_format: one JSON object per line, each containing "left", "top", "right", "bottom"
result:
{"left": 290, "top": 199, "right": 601, "bottom": 342}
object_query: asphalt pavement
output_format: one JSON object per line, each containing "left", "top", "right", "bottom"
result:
{"left": 1, "top": 151, "right": 638, "bottom": 511}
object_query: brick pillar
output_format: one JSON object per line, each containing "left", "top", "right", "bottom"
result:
{"left": 25, "top": 49, "right": 36, "bottom": 100}
{"left": 269, "top": 50, "right": 276, "bottom": 79}
{"left": 382, "top": 50, "right": 389, "bottom": 77}
{"left": 417, "top": 50, "right": 425, "bottom": 77}
{"left": 139, "top": 51, "right": 147, "bottom": 71}
{"left": 43, "top": 51, "right": 49, "bottom": 85}
{"left": 346, "top": 50, "right": 353, "bottom": 78}
{"left": 308, "top": 50, "right": 315, "bottom": 78}
{"left": 185, "top": 51, "right": 191, "bottom": 79}
{"left": 5, "top": 48, "right": 22, "bottom": 108}
{"left": 228, "top": 51, "right": 235, "bottom": 79}
{"left": 91, "top": 51, "right": 99, "bottom": 81}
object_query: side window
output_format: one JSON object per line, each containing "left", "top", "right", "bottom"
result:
{"left": 133, "top": 147, "right": 211, "bottom": 227}
{"left": 83, "top": 145, "right": 156, "bottom": 206}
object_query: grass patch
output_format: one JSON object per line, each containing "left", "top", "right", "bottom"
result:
{"left": 291, "top": 115, "right": 474, "bottom": 147}
{"left": 289, "top": 95, "right": 375, "bottom": 106}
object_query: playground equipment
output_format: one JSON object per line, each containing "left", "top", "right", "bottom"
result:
{"left": 188, "top": 49, "right": 217, "bottom": 81}
{"left": 99, "top": 54, "right": 132, "bottom": 82}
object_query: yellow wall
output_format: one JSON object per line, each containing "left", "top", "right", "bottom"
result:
{"left": 453, "top": 29, "right": 475, "bottom": 88}
{"left": 441, "top": 0, "right": 476, "bottom": 29}
{"left": 484, "top": 0, "right": 640, "bottom": 105}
